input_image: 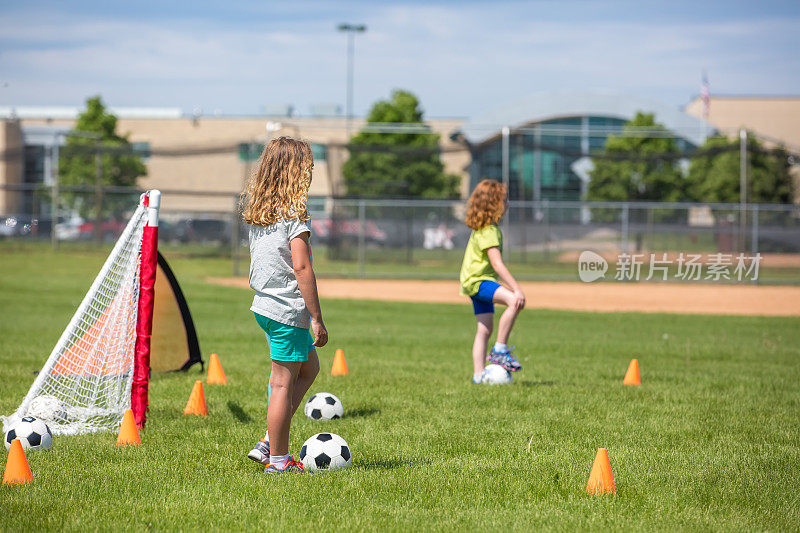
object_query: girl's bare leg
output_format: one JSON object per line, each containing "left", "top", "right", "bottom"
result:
{"left": 493, "top": 286, "right": 521, "bottom": 345}
{"left": 290, "top": 350, "right": 320, "bottom": 415}
{"left": 267, "top": 360, "right": 302, "bottom": 456}
{"left": 472, "top": 313, "right": 494, "bottom": 375}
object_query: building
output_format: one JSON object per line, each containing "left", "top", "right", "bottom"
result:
{"left": 458, "top": 92, "right": 710, "bottom": 203}
{"left": 0, "top": 107, "right": 469, "bottom": 215}
{"left": 684, "top": 95, "right": 800, "bottom": 149}
{"left": 3, "top": 93, "right": 797, "bottom": 220}
{"left": 685, "top": 95, "right": 800, "bottom": 203}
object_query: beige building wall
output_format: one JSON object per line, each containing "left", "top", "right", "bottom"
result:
{"left": 8, "top": 115, "right": 469, "bottom": 214}
{"left": 0, "top": 120, "right": 23, "bottom": 213}
{"left": 685, "top": 96, "right": 800, "bottom": 149}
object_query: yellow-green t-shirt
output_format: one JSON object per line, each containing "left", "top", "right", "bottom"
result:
{"left": 460, "top": 224, "right": 503, "bottom": 296}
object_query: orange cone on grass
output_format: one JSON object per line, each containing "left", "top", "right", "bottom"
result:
{"left": 184, "top": 380, "right": 208, "bottom": 416}
{"left": 3, "top": 439, "right": 33, "bottom": 486}
{"left": 586, "top": 448, "right": 616, "bottom": 494}
{"left": 331, "top": 349, "right": 348, "bottom": 376}
{"left": 206, "top": 353, "right": 227, "bottom": 385}
{"left": 623, "top": 358, "right": 641, "bottom": 386}
{"left": 116, "top": 409, "right": 141, "bottom": 446}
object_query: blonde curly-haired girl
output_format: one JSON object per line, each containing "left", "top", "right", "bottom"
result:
{"left": 242, "top": 136, "right": 327, "bottom": 473}
{"left": 460, "top": 179, "right": 525, "bottom": 383}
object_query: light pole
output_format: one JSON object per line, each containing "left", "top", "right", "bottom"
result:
{"left": 337, "top": 23, "right": 367, "bottom": 138}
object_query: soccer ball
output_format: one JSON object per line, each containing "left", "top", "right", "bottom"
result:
{"left": 4, "top": 416, "right": 53, "bottom": 451}
{"left": 27, "top": 394, "right": 68, "bottom": 424}
{"left": 482, "top": 364, "right": 513, "bottom": 385}
{"left": 299, "top": 432, "right": 351, "bottom": 471}
{"left": 304, "top": 392, "right": 344, "bottom": 420}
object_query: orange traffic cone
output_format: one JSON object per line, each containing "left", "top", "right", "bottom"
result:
{"left": 586, "top": 448, "right": 616, "bottom": 494}
{"left": 3, "top": 439, "right": 33, "bottom": 485}
{"left": 623, "top": 359, "right": 641, "bottom": 386}
{"left": 206, "top": 353, "right": 227, "bottom": 385}
{"left": 331, "top": 349, "right": 348, "bottom": 376}
{"left": 184, "top": 380, "right": 208, "bottom": 416}
{"left": 116, "top": 409, "right": 141, "bottom": 446}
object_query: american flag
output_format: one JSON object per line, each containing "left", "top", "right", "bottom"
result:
{"left": 701, "top": 70, "right": 710, "bottom": 119}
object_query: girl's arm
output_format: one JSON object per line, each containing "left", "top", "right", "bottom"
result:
{"left": 487, "top": 247, "right": 526, "bottom": 309}
{"left": 290, "top": 232, "right": 328, "bottom": 347}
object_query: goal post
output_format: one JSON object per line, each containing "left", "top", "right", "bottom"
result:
{"left": 2, "top": 190, "right": 165, "bottom": 435}
{"left": 131, "top": 190, "right": 160, "bottom": 427}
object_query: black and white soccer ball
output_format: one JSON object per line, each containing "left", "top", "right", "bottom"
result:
{"left": 482, "top": 364, "right": 513, "bottom": 385}
{"left": 4, "top": 416, "right": 53, "bottom": 451}
{"left": 304, "top": 392, "right": 344, "bottom": 420}
{"left": 299, "top": 432, "right": 351, "bottom": 471}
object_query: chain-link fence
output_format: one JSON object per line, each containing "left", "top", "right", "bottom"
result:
{"left": 2, "top": 184, "right": 799, "bottom": 284}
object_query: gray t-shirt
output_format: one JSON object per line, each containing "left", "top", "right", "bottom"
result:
{"left": 249, "top": 219, "right": 312, "bottom": 328}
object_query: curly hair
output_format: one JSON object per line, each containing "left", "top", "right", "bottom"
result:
{"left": 464, "top": 179, "right": 507, "bottom": 230}
{"left": 241, "top": 136, "right": 313, "bottom": 226}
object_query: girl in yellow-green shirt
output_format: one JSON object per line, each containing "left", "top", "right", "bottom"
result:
{"left": 459, "top": 179, "right": 525, "bottom": 383}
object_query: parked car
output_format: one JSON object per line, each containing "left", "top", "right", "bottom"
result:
{"left": 0, "top": 215, "right": 51, "bottom": 238}
{"left": 54, "top": 217, "right": 127, "bottom": 242}
{"left": 172, "top": 217, "right": 231, "bottom": 245}
{"left": 54, "top": 216, "right": 84, "bottom": 241}
{"left": 309, "top": 218, "right": 387, "bottom": 245}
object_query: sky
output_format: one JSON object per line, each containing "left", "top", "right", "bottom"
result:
{"left": 1, "top": 0, "right": 798, "bottom": 118}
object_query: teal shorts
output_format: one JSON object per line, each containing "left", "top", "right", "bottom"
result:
{"left": 254, "top": 313, "right": 314, "bottom": 362}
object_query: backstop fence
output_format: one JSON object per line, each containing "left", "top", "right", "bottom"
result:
{"left": 2, "top": 184, "right": 798, "bottom": 284}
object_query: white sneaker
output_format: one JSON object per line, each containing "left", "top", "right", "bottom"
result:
{"left": 247, "top": 439, "right": 270, "bottom": 465}
{"left": 471, "top": 370, "right": 487, "bottom": 384}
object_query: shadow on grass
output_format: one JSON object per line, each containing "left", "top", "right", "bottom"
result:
{"left": 354, "top": 457, "right": 427, "bottom": 471}
{"left": 227, "top": 401, "right": 253, "bottom": 423}
{"left": 346, "top": 407, "right": 381, "bottom": 418}
{"left": 518, "top": 380, "right": 557, "bottom": 387}
{"left": 151, "top": 367, "right": 205, "bottom": 383}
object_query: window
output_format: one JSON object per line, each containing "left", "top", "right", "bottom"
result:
{"left": 23, "top": 145, "right": 46, "bottom": 184}
{"left": 239, "top": 142, "right": 264, "bottom": 162}
{"left": 239, "top": 142, "right": 326, "bottom": 162}
{"left": 587, "top": 116, "right": 626, "bottom": 152}
{"left": 311, "top": 143, "right": 327, "bottom": 162}
{"left": 132, "top": 142, "right": 151, "bottom": 161}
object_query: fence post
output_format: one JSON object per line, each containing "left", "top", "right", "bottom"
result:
{"left": 520, "top": 201, "right": 527, "bottom": 263}
{"left": 358, "top": 199, "right": 366, "bottom": 278}
{"left": 405, "top": 205, "right": 413, "bottom": 264}
{"left": 739, "top": 129, "right": 747, "bottom": 253}
{"left": 621, "top": 203, "right": 629, "bottom": 253}
{"left": 751, "top": 204, "right": 759, "bottom": 256}
{"left": 501, "top": 126, "right": 510, "bottom": 260}
{"left": 232, "top": 195, "right": 241, "bottom": 277}
{"left": 93, "top": 143, "right": 104, "bottom": 246}
{"left": 542, "top": 200, "right": 550, "bottom": 262}
{"left": 50, "top": 144, "right": 59, "bottom": 251}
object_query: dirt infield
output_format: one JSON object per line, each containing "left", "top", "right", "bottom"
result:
{"left": 207, "top": 277, "right": 800, "bottom": 317}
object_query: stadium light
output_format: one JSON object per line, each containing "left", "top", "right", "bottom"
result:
{"left": 337, "top": 23, "right": 367, "bottom": 137}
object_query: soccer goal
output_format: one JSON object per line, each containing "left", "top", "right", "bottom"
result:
{"left": 2, "top": 190, "right": 202, "bottom": 436}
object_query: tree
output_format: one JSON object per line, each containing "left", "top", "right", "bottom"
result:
{"left": 685, "top": 134, "right": 794, "bottom": 204}
{"left": 342, "top": 90, "right": 460, "bottom": 198}
{"left": 587, "top": 112, "right": 684, "bottom": 203}
{"left": 59, "top": 96, "right": 147, "bottom": 221}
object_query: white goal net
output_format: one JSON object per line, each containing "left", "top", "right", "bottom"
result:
{"left": 2, "top": 203, "right": 148, "bottom": 435}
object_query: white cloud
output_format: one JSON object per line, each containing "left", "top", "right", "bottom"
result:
{"left": 0, "top": 4, "right": 797, "bottom": 116}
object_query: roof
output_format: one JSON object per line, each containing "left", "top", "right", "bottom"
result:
{"left": 459, "top": 91, "right": 711, "bottom": 146}
{"left": 0, "top": 106, "right": 183, "bottom": 120}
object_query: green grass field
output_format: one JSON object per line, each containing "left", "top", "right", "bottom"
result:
{"left": 1, "top": 248, "right": 800, "bottom": 531}
{"left": 5, "top": 240, "right": 800, "bottom": 284}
